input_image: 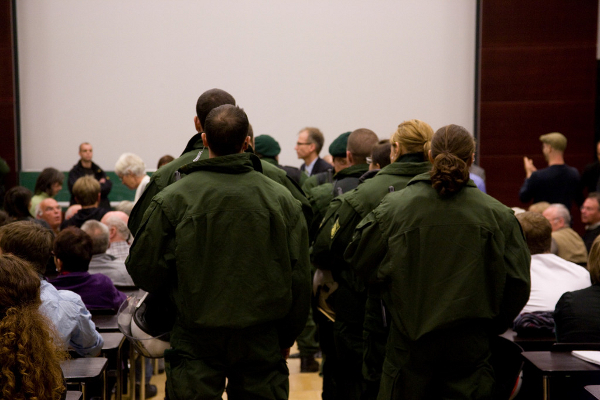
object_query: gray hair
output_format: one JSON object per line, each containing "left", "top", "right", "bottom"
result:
{"left": 81, "top": 220, "right": 110, "bottom": 255}
{"left": 115, "top": 153, "right": 146, "bottom": 177}
{"left": 115, "top": 201, "right": 134, "bottom": 216}
{"left": 548, "top": 203, "right": 571, "bottom": 226}
{"left": 103, "top": 215, "right": 132, "bottom": 243}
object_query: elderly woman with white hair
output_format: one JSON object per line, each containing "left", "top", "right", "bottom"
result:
{"left": 115, "top": 153, "right": 150, "bottom": 203}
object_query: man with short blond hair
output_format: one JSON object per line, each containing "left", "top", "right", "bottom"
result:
{"left": 296, "top": 127, "right": 332, "bottom": 176}
{"left": 520, "top": 132, "right": 581, "bottom": 210}
{"left": 61, "top": 176, "right": 107, "bottom": 230}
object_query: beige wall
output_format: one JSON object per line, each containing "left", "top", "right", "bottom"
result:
{"left": 17, "top": 0, "right": 476, "bottom": 170}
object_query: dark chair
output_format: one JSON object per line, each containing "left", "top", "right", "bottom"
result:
{"left": 490, "top": 335, "right": 524, "bottom": 400}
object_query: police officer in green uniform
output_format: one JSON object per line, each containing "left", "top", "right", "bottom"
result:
{"left": 129, "top": 89, "right": 312, "bottom": 236}
{"left": 307, "top": 128, "right": 379, "bottom": 399}
{"left": 313, "top": 119, "right": 434, "bottom": 400}
{"left": 346, "top": 124, "right": 530, "bottom": 399}
{"left": 255, "top": 135, "right": 308, "bottom": 187}
{"left": 305, "top": 130, "right": 378, "bottom": 242}
{"left": 127, "top": 105, "right": 311, "bottom": 400}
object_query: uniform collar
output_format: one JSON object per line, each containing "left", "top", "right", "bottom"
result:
{"left": 179, "top": 152, "right": 263, "bottom": 175}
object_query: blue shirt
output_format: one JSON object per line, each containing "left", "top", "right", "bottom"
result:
{"left": 39, "top": 280, "right": 104, "bottom": 357}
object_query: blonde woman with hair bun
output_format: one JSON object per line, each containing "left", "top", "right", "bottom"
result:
{"left": 312, "top": 119, "right": 434, "bottom": 399}
{"left": 346, "top": 124, "right": 531, "bottom": 399}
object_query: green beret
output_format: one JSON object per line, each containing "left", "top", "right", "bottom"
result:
{"left": 254, "top": 135, "right": 281, "bottom": 158}
{"left": 329, "top": 132, "right": 351, "bottom": 157}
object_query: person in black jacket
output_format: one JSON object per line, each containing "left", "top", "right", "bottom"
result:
{"left": 68, "top": 142, "right": 112, "bottom": 211}
{"left": 296, "top": 127, "right": 333, "bottom": 176}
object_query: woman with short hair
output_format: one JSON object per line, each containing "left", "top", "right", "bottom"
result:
{"left": 346, "top": 124, "right": 531, "bottom": 399}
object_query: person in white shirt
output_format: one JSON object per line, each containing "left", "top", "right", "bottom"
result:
{"left": 516, "top": 211, "right": 591, "bottom": 315}
{"left": 115, "top": 152, "right": 150, "bottom": 203}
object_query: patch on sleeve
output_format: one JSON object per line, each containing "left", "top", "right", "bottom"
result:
{"left": 331, "top": 218, "right": 340, "bottom": 240}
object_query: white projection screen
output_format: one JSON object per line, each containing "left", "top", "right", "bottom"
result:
{"left": 16, "top": 1, "right": 476, "bottom": 171}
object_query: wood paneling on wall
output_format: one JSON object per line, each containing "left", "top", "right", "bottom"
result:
{"left": 0, "top": 1, "right": 17, "bottom": 190}
{"left": 478, "top": 0, "right": 598, "bottom": 219}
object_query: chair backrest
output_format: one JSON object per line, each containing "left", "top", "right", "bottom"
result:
{"left": 490, "top": 336, "right": 524, "bottom": 400}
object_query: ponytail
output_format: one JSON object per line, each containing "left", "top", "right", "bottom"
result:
{"left": 429, "top": 125, "right": 474, "bottom": 196}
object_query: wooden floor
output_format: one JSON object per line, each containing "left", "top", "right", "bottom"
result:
{"left": 124, "top": 345, "right": 323, "bottom": 399}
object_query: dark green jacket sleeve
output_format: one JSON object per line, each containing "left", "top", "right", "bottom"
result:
{"left": 126, "top": 198, "right": 176, "bottom": 294}
{"left": 493, "top": 215, "right": 531, "bottom": 333}
{"left": 278, "top": 210, "right": 312, "bottom": 349}
{"left": 128, "top": 178, "right": 161, "bottom": 236}
{"left": 0, "top": 157, "right": 9, "bottom": 176}
{"left": 344, "top": 211, "right": 388, "bottom": 284}
{"left": 312, "top": 197, "right": 343, "bottom": 269}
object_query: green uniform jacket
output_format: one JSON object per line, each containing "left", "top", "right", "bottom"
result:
{"left": 306, "top": 163, "right": 369, "bottom": 242}
{"left": 126, "top": 153, "right": 311, "bottom": 348}
{"left": 346, "top": 172, "right": 530, "bottom": 340}
{"left": 129, "top": 136, "right": 312, "bottom": 235}
{"left": 313, "top": 155, "right": 432, "bottom": 271}
{"left": 345, "top": 173, "right": 530, "bottom": 398}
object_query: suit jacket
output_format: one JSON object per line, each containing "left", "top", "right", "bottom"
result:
{"left": 300, "top": 157, "right": 333, "bottom": 176}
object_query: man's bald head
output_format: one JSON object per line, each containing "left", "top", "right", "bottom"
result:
{"left": 101, "top": 211, "right": 129, "bottom": 226}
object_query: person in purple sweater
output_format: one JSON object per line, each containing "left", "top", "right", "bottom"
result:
{"left": 50, "top": 227, "right": 126, "bottom": 312}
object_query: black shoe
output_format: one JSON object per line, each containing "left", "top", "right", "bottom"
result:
{"left": 300, "top": 356, "right": 320, "bottom": 373}
{"left": 136, "top": 384, "right": 158, "bottom": 399}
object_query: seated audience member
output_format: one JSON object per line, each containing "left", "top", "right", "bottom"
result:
{"left": 29, "top": 167, "right": 64, "bottom": 217}
{"left": 4, "top": 186, "right": 36, "bottom": 223}
{"left": 515, "top": 212, "right": 590, "bottom": 334}
{"left": 0, "top": 253, "right": 67, "bottom": 400}
{"left": 542, "top": 203, "right": 588, "bottom": 265}
{"left": 81, "top": 220, "right": 134, "bottom": 287}
{"left": 36, "top": 197, "right": 63, "bottom": 234}
{"left": 554, "top": 236, "right": 600, "bottom": 342}
{"left": 580, "top": 140, "right": 600, "bottom": 196}
{"left": 50, "top": 227, "right": 126, "bottom": 312}
{"left": 115, "top": 153, "right": 150, "bottom": 203}
{"left": 157, "top": 154, "right": 175, "bottom": 169}
{"left": 115, "top": 200, "right": 134, "bottom": 216}
{"left": 529, "top": 201, "right": 551, "bottom": 214}
{"left": 0, "top": 221, "right": 103, "bottom": 356}
{"left": 60, "top": 175, "right": 108, "bottom": 230}
{"left": 582, "top": 192, "right": 600, "bottom": 252}
{"left": 65, "top": 204, "right": 82, "bottom": 220}
{"left": 101, "top": 211, "right": 132, "bottom": 263}
{"left": 0, "top": 210, "right": 9, "bottom": 227}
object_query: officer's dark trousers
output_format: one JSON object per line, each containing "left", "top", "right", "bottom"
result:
{"left": 166, "top": 323, "right": 289, "bottom": 400}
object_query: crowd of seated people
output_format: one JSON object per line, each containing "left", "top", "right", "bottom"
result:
{"left": 5, "top": 101, "right": 600, "bottom": 400}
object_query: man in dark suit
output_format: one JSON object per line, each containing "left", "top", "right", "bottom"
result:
{"left": 295, "top": 127, "right": 333, "bottom": 176}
